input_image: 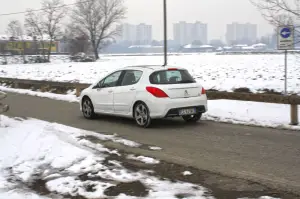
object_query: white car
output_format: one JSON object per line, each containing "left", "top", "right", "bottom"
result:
{"left": 79, "top": 65, "right": 207, "bottom": 128}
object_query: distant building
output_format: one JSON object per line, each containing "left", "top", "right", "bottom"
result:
{"left": 0, "top": 35, "right": 58, "bottom": 55}
{"left": 117, "top": 23, "right": 136, "bottom": 44}
{"left": 117, "top": 23, "right": 152, "bottom": 45}
{"left": 136, "top": 23, "right": 152, "bottom": 45}
{"left": 173, "top": 21, "right": 208, "bottom": 46}
{"left": 226, "top": 22, "right": 257, "bottom": 45}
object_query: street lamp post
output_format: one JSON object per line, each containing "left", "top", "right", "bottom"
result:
{"left": 163, "top": 0, "right": 167, "bottom": 66}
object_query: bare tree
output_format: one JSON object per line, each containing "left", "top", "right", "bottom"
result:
{"left": 25, "top": 10, "right": 47, "bottom": 58}
{"left": 250, "top": 0, "right": 300, "bottom": 26}
{"left": 70, "top": 0, "right": 126, "bottom": 59}
{"left": 25, "top": 0, "right": 67, "bottom": 61}
{"left": 42, "top": 0, "right": 67, "bottom": 60}
{"left": 7, "top": 20, "right": 27, "bottom": 63}
{"left": 66, "top": 24, "right": 92, "bottom": 55}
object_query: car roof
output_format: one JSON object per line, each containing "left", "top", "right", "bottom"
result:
{"left": 124, "top": 65, "right": 185, "bottom": 71}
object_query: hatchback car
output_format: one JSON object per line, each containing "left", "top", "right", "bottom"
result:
{"left": 79, "top": 65, "right": 207, "bottom": 128}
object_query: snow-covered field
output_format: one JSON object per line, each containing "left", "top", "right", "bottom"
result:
{"left": 1, "top": 85, "right": 300, "bottom": 130}
{"left": 0, "top": 115, "right": 281, "bottom": 199}
{"left": 1, "top": 53, "right": 300, "bottom": 94}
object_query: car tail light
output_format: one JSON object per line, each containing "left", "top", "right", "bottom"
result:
{"left": 201, "top": 87, "right": 206, "bottom": 94}
{"left": 146, "top": 86, "right": 169, "bottom": 98}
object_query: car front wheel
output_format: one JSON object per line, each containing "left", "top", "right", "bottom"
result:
{"left": 134, "top": 102, "right": 151, "bottom": 128}
{"left": 182, "top": 113, "right": 202, "bottom": 123}
{"left": 82, "top": 97, "right": 96, "bottom": 119}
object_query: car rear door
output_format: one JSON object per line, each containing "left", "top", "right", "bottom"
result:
{"left": 113, "top": 70, "right": 143, "bottom": 114}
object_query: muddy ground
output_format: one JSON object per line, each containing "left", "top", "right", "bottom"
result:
{"left": 6, "top": 134, "right": 296, "bottom": 199}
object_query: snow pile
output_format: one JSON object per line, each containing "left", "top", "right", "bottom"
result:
{"left": 0, "top": 115, "right": 213, "bottom": 199}
{"left": 204, "top": 100, "right": 300, "bottom": 130}
{"left": 0, "top": 54, "right": 300, "bottom": 93}
{"left": 149, "top": 146, "right": 162, "bottom": 151}
{"left": 127, "top": 154, "right": 160, "bottom": 164}
{"left": 182, "top": 171, "right": 193, "bottom": 176}
{"left": 0, "top": 85, "right": 79, "bottom": 102}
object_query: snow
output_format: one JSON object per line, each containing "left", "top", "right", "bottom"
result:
{"left": 0, "top": 85, "right": 78, "bottom": 102}
{"left": 1, "top": 54, "right": 300, "bottom": 94}
{"left": 149, "top": 146, "right": 162, "bottom": 151}
{"left": 239, "top": 197, "right": 280, "bottom": 199}
{"left": 127, "top": 154, "right": 160, "bottom": 164}
{"left": 0, "top": 115, "right": 213, "bottom": 199}
{"left": 0, "top": 190, "right": 50, "bottom": 199}
{"left": 204, "top": 100, "right": 300, "bottom": 130}
{"left": 182, "top": 171, "right": 193, "bottom": 176}
{"left": 0, "top": 34, "right": 52, "bottom": 41}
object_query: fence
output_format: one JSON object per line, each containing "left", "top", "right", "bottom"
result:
{"left": 0, "top": 77, "right": 299, "bottom": 125}
{"left": 0, "top": 91, "right": 9, "bottom": 113}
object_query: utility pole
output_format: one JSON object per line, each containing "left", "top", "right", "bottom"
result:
{"left": 284, "top": 49, "right": 287, "bottom": 95}
{"left": 163, "top": 0, "right": 167, "bottom": 66}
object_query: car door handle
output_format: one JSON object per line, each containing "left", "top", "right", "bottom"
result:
{"left": 108, "top": 90, "right": 113, "bottom": 93}
{"left": 130, "top": 88, "right": 136, "bottom": 91}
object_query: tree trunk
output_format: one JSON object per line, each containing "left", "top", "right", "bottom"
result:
{"left": 41, "top": 41, "right": 46, "bottom": 59}
{"left": 92, "top": 42, "right": 99, "bottom": 60}
{"left": 22, "top": 41, "right": 26, "bottom": 64}
{"left": 48, "top": 39, "right": 53, "bottom": 61}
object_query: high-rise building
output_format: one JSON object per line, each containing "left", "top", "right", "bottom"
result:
{"left": 116, "top": 23, "right": 136, "bottom": 43}
{"left": 226, "top": 22, "right": 257, "bottom": 45}
{"left": 173, "top": 21, "right": 208, "bottom": 45}
{"left": 117, "top": 23, "right": 152, "bottom": 45}
{"left": 136, "top": 23, "right": 152, "bottom": 45}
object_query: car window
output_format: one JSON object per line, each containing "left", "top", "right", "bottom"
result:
{"left": 101, "top": 71, "right": 122, "bottom": 88}
{"left": 121, "top": 70, "right": 143, "bottom": 86}
{"left": 149, "top": 69, "right": 196, "bottom": 84}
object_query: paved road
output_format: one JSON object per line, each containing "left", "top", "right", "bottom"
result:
{"left": 3, "top": 92, "right": 300, "bottom": 195}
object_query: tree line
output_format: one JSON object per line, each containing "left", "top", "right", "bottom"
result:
{"left": 5, "top": 0, "right": 126, "bottom": 62}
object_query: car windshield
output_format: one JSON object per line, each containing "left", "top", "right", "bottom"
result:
{"left": 149, "top": 69, "right": 196, "bottom": 84}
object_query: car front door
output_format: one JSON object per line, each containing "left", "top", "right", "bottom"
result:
{"left": 113, "top": 70, "right": 143, "bottom": 114}
{"left": 91, "top": 70, "right": 123, "bottom": 113}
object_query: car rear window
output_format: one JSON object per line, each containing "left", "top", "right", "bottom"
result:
{"left": 149, "top": 69, "right": 196, "bottom": 84}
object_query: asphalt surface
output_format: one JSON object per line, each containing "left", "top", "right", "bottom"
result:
{"left": 3, "top": 92, "right": 300, "bottom": 196}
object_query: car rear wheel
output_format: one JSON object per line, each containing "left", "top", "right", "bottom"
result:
{"left": 82, "top": 97, "right": 96, "bottom": 119}
{"left": 182, "top": 113, "right": 202, "bottom": 123}
{"left": 134, "top": 102, "right": 151, "bottom": 128}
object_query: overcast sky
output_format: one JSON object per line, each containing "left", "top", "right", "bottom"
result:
{"left": 0, "top": 0, "right": 273, "bottom": 41}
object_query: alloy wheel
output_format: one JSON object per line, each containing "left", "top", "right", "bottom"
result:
{"left": 135, "top": 103, "right": 149, "bottom": 126}
{"left": 83, "top": 99, "right": 93, "bottom": 118}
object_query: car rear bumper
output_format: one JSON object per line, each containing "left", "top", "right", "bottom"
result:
{"left": 146, "top": 95, "right": 208, "bottom": 119}
{"left": 165, "top": 105, "right": 206, "bottom": 117}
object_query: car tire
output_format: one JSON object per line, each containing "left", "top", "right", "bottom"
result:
{"left": 82, "top": 97, "right": 96, "bottom": 119}
{"left": 134, "top": 102, "right": 151, "bottom": 128}
{"left": 182, "top": 113, "right": 202, "bottom": 123}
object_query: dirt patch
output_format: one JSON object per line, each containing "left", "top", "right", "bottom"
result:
{"left": 101, "top": 148, "right": 298, "bottom": 199}
{"left": 233, "top": 87, "right": 252, "bottom": 93}
{"left": 28, "top": 179, "right": 51, "bottom": 195}
{"left": 75, "top": 136, "right": 299, "bottom": 199}
{"left": 259, "top": 88, "right": 282, "bottom": 95}
{"left": 104, "top": 181, "right": 149, "bottom": 197}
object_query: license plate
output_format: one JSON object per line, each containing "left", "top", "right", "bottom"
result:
{"left": 179, "top": 108, "right": 196, "bottom": 115}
